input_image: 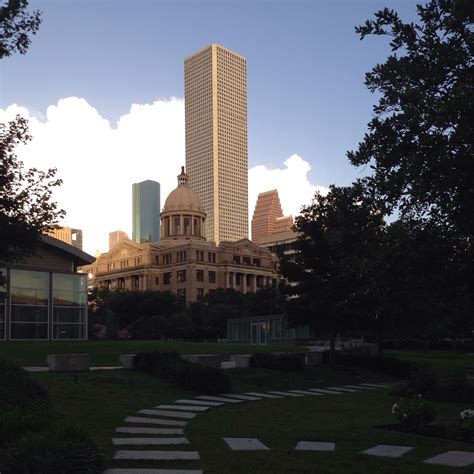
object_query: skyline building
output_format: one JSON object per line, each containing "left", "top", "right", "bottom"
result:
{"left": 132, "top": 180, "right": 161, "bottom": 243}
{"left": 109, "top": 230, "right": 129, "bottom": 250}
{"left": 184, "top": 43, "right": 248, "bottom": 244}
{"left": 251, "top": 189, "right": 293, "bottom": 243}
{"left": 48, "top": 226, "right": 83, "bottom": 250}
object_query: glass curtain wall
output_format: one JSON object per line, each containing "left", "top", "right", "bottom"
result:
{"left": 52, "top": 273, "right": 87, "bottom": 339}
{"left": 10, "top": 269, "right": 49, "bottom": 339}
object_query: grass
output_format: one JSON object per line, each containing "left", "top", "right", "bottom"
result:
{"left": 29, "top": 361, "right": 474, "bottom": 474}
{"left": 0, "top": 340, "right": 304, "bottom": 367}
{"left": 385, "top": 350, "right": 474, "bottom": 375}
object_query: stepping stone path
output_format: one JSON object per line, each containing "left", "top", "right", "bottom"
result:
{"left": 111, "top": 379, "right": 465, "bottom": 472}
{"left": 423, "top": 451, "right": 474, "bottom": 467}
{"left": 295, "top": 441, "right": 335, "bottom": 451}
{"left": 362, "top": 444, "right": 414, "bottom": 458}
{"left": 223, "top": 437, "right": 270, "bottom": 451}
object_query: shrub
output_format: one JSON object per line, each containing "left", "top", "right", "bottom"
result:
{"left": 327, "top": 353, "right": 414, "bottom": 378}
{"left": 0, "top": 417, "right": 107, "bottom": 474}
{"left": 175, "top": 365, "right": 232, "bottom": 394}
{"left": 249, "top": 353, "right": 304, "bottom": 371}
{"left": 0, "top": 359, "right": 49, "bottom": 408}
{"left": 392, "top": 395, "right": 437, "bottom": 432}
{"left": 133, "top": 351, "right": 232, "bottom": 394}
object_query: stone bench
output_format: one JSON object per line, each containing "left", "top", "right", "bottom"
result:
{"left": 120, "top": 353, "right": 136, "bottom": 369}
{"left": 230, "top": 354, "right": 251, "bottom": 368}
{"left": 182, "top": 354, "right": 225, "bottom": 368}
{"left": 221, "top": 361, "right": 237, "bottom": 369}
{"left": 47, "top": 354, "right": 90, "bottom": 372}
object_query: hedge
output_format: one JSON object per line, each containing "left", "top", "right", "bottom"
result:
{"left": 249, "top": 353, "right": 304, "bottom": 371}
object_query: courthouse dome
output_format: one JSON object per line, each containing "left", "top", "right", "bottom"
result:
{"left": 163, "top": 167, "right": 204, "bottom": 213}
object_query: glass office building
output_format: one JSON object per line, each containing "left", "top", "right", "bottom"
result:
{"left": 132, "top": 180, "right": 161, "bottom": 243}
{"left": 0, "top": 235, "right": 94, "bottom": 341}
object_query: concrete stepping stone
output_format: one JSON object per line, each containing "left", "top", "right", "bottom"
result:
{"left": 223, "top": 437, "right": 270, "bottom": 451}
{"left": 245, "top": 392, "right": 283, "bottom": 399}
{"left": 138, "top": 409, "right": 196, "bottom": 419}
{"left": 112, "top": 437, "right": 189, "bottom": 446}
{"left": 221, "top": 394, "right": 261, "bottom": 401}
{"left": 360, "top": 383, "right": 390, "bottom": 388}
{"left": 175, "top": 399, "right": 224, "bottom": 407}
{"left": 155, "top": 404, "right": 210, "bottom": 412}
{"left": 113, "top": 450, "right": 200, "bottom": 460}
{"left": 268, "top": 391, "right": 303, "bottom": 397}
{"left": 362, "top": 444, "right": 413, "bottom": 458}
{"left": 295, "top": 441, "right": 335, "bottom": 451}
{"left": 343, "top": 385, "right": 376, "bottom": 390}
{"left": 125, "top": 416, "right": 187, "bottom": 427}
{"left": 308, "top": 388, "right": 343, "bottom": 395}
{"left": 326, "top": 386, "right": 359, "bottom": 392}
{"left": 289, "top": 390, "right": 323, "bottom": 396}
{"left": 105, "top": 469, "right": 203, "bottom": 474}
{"left": 423, "top": 451, "right": 474, "bottom": 467}
{"left": 195, "top": 395, "right": 243, "bottom": 403}
{"left": 116, "top": 427, "right": 184, "bottom": 435}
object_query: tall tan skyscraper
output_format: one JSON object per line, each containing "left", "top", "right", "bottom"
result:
{"left": 185, "top": 44, "right": 248, "bottom": 244}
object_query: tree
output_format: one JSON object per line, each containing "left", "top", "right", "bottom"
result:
{"left": 0, "top": 116, "right": 65, "bottom": 262}
{"left": 0, "top": 0, "right": 42, "bottom": 59}
{"left": 280, "top": 183, "right": 385, "bottom": 364}
{"left": 348, "top": 0, "right": 473, "bottom": 237}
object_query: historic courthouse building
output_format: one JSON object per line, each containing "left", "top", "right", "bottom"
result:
{"left": 82, "top": 168, "right": 279, "bottom": 303}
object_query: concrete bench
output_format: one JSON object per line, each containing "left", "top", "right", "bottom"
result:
{"left": 119, "top": 353, "right": 136, "bottom": 369}
{"left": 47, "top": 354, "right": 90, "bottom": 372}
{"left": 182, "top": 354, "right": 225, "bottom": 368}
{"left": 221, "top": 361, "right": 237, "bottom": 369}
{"left": 230, "top": 354, "right": 251, "bottom": 368}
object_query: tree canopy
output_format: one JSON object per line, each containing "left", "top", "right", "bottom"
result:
{"left": 348, "top": 0, "right": 473, "bottom": 238}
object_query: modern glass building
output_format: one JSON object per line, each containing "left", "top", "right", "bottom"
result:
{"left": 0, "top": 235, "right": 94, "bottom": 341}
{"left": 132, "top": 180, "right": 161, "bottom": 243}
{"left": 227, "top": 314, "right": 312, "bottom": 345}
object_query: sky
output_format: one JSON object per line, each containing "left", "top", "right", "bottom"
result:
{"left": 0, "top": 0, "right": 421, "bottom": 255}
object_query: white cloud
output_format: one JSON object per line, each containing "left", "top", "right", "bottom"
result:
{"left": 1, "top": 98, "right": 327, "bottom": 255}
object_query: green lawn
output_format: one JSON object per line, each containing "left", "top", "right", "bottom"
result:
{"left": 0, "top": 340, "right": 304, "bottom": 367}
{"left": 385, "top": 350, "right": 474, "bottom": 375}
{"left": 30, "top": 363, "right": 474, "bottom": 474}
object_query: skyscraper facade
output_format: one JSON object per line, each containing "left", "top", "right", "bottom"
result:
{"left": 251, "top": 189, "right": 294, "bottom": 243}
{"left": 132, "top": 180, "right": 160, "bottom": 243}
{"left": 185, "top": 44, "right": 248, "bottom": 244}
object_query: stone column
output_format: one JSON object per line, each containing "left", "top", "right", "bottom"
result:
{"left": 251, "top": 274, "right": 257, "bottom": 293}
{"left": 242, "top": 273, "right": 247, "bottom": 294}
{"left": 232, "top": 272, "right": 236, "bottom": 289}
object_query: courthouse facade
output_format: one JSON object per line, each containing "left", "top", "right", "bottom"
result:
{"left": 82, "top": 168, "right": 279, "bottom": 303}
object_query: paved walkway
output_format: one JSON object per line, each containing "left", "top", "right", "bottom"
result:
{"left": 106, "top": 381, "right": 474, "bottom": 473}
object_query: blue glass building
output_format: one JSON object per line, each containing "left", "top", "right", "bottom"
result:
{"left": 132, "top": 180, "right": 161, "bottom": 243}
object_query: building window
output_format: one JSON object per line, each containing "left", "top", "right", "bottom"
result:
{"left": 208, "top": 252, "right": 216, "bottom": 263}
{"left": 10, "top": 269, "right": 49, "bottom": 340}
{"left": 155, "top": 256, "right": 159, "bottom": 265}
{"left": 196, "top": 250, "right": 204, "bottom": 261}
{"left": 253, "top": 258, "right": 261, "bottom": 267}
{"left": 52, "top": 273, "right": 87, "bottom": 340}
{"left": 208, "top": 271, "right": 216, "bottom": 283}
{"left": 243, "top": 256, "right": 251, "bottom": 266}
{"left": 193, "top": 217, "right": 200, "bottom": 236}
{"left": 177, "top": 251, "right": 187, "bottom": 262}
{"left": 173, "top": 216, "right": 180, "bottom": 235}
{"left": 164, "top": 272, "right": 172, "bottom": 285}
{"left": 155, "top": 277, "right": 159, "bottom": 285}
{"left": 163, "top": 253, "right": 172, "bottom": 265}
{"left": 177, "top": 288, "right": 186, "bottom": 301}
{"left": 134, "top": 257, "right": 142, "bottom": 266}
{"left": 184, "top": 216, "right": 191, "bottom": 235}
{"left": 233, "top": 255, "right": 240, "bottom": 264}
{"left": 196, "top": 270, "right": 204, "bottom": 282}
{"left": 177, "top": 270, "right": 186, "bottom": 283}
{"left": 197, "top": 288, "right": 204, "bottom": 300}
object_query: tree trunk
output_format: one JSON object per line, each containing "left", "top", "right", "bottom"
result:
{"left": 329, "top": 333, "right": 336, "bottom": 366}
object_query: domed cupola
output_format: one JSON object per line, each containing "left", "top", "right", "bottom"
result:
{"left": 160, "top": 167, "right": 206, "bottom": 240}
